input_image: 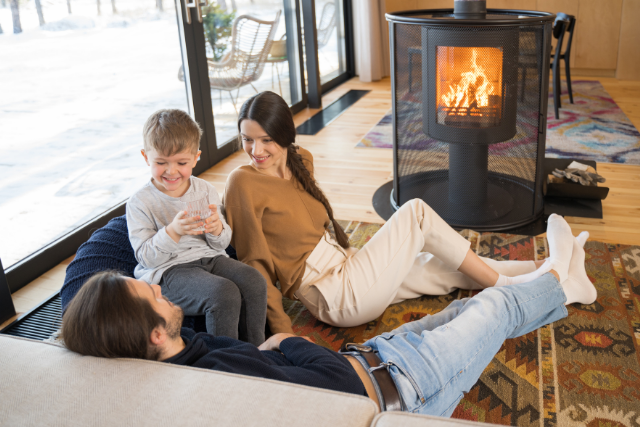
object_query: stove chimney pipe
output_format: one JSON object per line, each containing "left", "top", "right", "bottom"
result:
{"left": 453, "top": 0, "right": 487, "bottom": 19}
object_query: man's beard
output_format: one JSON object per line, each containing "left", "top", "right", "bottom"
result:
{"left": 147, "top": 305, "right": 184, "bottom": 361}
{"left": 166, "top": 305, "right": 184, "bottom": 340}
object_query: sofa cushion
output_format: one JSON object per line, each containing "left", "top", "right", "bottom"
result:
{"left": 372, "top": 412, "right": 496, "bottom": 427}
{"left": 0, "top": 334, "right": 378, "bottom": 427}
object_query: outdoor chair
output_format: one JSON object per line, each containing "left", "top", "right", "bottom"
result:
{"left": 266, "top": 34, "right": 287, "bottom": 96}
{"left": 317, "top": 1, "right": 337, "bottom": 50}
{"left": 550, "top": 16, "right": 570, "bottom": 119}
{"left": 550, "top": 12, "right": 576, "bottom": 106}
{"left": 207, "top": 11, "right": 281, "bottom": 111}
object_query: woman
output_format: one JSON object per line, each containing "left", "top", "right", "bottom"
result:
{"left": 223, "top": 92, "right": 584, "bottom": 334}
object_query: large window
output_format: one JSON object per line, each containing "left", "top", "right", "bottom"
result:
{"left": 1, "top": 0, "right": 353, "bottom": 292}
{"left": 0, "top": 0, "right": 189, "bottom": 269}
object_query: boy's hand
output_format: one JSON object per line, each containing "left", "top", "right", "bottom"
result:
{"left": 204, "top": 204, "right": 223, "bottom": 236}
{"left": 166, "top": 210, "right": 203, "bottom": 242}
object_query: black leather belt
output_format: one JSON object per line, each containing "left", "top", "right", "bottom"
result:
{"left": 340, "top": 343, "right": 402, "bottom": 412}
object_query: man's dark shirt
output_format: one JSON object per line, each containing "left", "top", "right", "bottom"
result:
{"left": 164, "top": 328, "right": 366, "bottom": 396}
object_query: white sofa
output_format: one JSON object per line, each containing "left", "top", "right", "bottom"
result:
{"left": 0, "top": 334, "right": 498, "bottom": 427}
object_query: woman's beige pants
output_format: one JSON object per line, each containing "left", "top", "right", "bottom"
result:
{"left": 295, "top": 199, "right": 538, "bottom": 328}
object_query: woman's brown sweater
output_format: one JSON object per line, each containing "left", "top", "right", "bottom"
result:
{"left": 223, "top": 148, "right": 329, "bottom": 334}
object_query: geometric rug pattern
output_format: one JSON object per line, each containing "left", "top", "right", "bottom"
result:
{"left": 285, "top": 221, "right": 640, "bottom": 426}
{"left": 356, "top": 81, "right": 640, "bottom": 165}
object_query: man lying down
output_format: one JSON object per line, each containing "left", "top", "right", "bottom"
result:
{"left": 62, "top": 235, "right": 595, "bottom": 416}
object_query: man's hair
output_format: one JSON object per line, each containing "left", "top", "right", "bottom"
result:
{"left": 62, "top": 271, "right": 166, "bottom": 360}
{"left": 143, "top": 109, "right": 202, "bottom": 156}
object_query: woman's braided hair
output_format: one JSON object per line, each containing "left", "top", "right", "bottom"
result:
{"left": 238, "top": 91, "right": 350, "bottom": 249}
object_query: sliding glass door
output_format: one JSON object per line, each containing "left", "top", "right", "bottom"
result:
{"left": 315, "top": 0, "right": 346, "bottom": 85}
{"left": 184, "top": 0, "right": 306, "bottom": 149}
{"left": 298, "top": 0, "right": 354, "bottom": 106}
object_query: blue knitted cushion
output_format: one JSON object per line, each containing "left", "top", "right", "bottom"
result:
{"left": 61, "top": 215, "right": 137, "bottom": 311}
{"left": 60, "top": 215, "right": 208, "bottom": 332}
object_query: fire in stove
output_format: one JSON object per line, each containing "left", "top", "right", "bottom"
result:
{"left": 436, "top": 47, "right": 503, "bottom": 128}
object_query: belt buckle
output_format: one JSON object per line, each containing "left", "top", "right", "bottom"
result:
{"left": 341, "top": 343, "right": 373, "bottom": 353}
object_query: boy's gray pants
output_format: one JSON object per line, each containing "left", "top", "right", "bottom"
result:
{"left": 160, "top": 256, "right": 267, "bottom": 346}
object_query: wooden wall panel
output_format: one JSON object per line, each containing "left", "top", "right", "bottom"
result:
{"left": 537, "top": 0, "right": 579, "bottom": 67}
{"left": 386, "top": 0, "right": 417, "bottom": 14}
{"left": 382, "top": 0, "right": 636, "bottom": 77}
{"left": 574, "top": 0, "right": 623, "bottom": 70}
{"left": 617, "top": 0, "right": 640, "bottom": 80}
{"left": 415, "top": 0, "right": 452, "bottom": 9}
{"left": 486, "top": 0, "right": 537, "bottom": 10}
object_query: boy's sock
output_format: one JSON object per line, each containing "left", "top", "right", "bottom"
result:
{"left": 494, "top": 260, "right": 552, "bottom": 287}
{"left": 562, "top": 232, "right": 598, "bottom": 305}
{"left": 546, "top": 213, "right": 573, "bottom": 283}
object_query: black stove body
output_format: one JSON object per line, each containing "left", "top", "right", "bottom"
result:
{"left": 388, "top": 1, "right": 555, "bottom": 230}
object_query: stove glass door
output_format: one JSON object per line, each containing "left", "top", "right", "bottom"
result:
{"left": 435, "top": 46, "right": 503, "bottom": 128}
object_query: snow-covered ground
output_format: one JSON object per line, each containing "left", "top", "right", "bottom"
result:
{"left": 0, "top": 0, "right": 343, "bottom": 269}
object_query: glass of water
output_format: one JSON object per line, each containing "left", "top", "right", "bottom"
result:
{"left": 180, "top": 192, "right": 211, "bottom": 232}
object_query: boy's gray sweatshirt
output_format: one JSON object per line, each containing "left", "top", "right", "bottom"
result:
{"left": 126, "top": 176, "right": 232, "bottom": 285}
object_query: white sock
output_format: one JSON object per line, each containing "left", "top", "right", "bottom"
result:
{"left": 576, "top": 231, "right": 589, "bottom": 248}
{"left": 494, "top": 259, "right": 552, "bottom": 287}
{"left": 494, "top": 230, "right": 590, "bottom": 288}
{"left": 546, "top": 214, "right": 573, "bottom": 283}
{"left": 536, "top": 232, "right": 588, "bottom": 265}
{"left": 562, "top": 232, "right": 597, "bottom": 305}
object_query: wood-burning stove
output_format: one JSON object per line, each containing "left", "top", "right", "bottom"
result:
{"left": 388, "top": 1, "right": 555, "bottom": 230}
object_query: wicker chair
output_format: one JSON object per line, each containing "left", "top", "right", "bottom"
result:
{"left": 208, "top": 11, "right": 281, "bottom": 111}
{"left": 316, "top": 2, "right": 336, "bottom": 50}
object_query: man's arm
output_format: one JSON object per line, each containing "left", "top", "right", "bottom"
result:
{"left": 262, "top": 335, "right": 366, "bottom": 395}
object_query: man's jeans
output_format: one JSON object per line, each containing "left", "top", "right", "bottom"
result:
{"left": 364, "top": 273, "right": 568, "bottom": 416}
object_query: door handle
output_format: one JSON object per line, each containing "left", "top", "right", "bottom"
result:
{"left": 184, "top": 0, "right": 203, "bottom": 24}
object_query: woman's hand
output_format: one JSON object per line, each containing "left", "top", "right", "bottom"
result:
{"left": 204, "top": 205, "right": 223, "bottom": 236}
{"left": 257, "top": 333, "right": 314, "bottom": 351}
{"left": 166, "top": 210, "right": 203, "bottom": 242}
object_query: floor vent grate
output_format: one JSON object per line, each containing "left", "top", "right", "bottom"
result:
{"left": 1, "top": 293, "right": 61, "bottom": 341}
{"left": 296, "top": 90, "right": 371, "bottom": 135}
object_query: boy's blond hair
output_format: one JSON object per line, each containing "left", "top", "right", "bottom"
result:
{"left": 143, "top": 109, "right": 202, "bottom": 156}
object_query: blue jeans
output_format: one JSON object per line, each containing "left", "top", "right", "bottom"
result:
{"left": 363, "top": 273, "right": 568, "bottom": 416}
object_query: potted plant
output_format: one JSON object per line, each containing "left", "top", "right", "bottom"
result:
{"left": 201, "top": 3, "right": 235, "bottom": 61}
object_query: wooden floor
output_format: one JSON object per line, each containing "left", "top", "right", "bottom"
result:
{"left": 3, "top": 75, "right": 640, "bottom": 330}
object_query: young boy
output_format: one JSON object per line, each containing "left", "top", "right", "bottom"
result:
{"left": 126, "top": 109, "right": 267, "bottom": 346}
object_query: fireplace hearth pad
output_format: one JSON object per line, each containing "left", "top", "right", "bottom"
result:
{"left": 387, "top": 4, "right": 555, "bottom": 231}
{"left": 373, "top": 159, "right": 604, "bottom": 236}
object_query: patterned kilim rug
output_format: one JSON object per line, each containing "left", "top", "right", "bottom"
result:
{"left": 356, "top": 80, "right": 640, "bottom": 164}
{"left": 285, "top": 220, "right": 640, "bottom": 426}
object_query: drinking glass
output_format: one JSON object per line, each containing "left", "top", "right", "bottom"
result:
{"left": 180, "top": 192, "right": 211, "bottom": 232}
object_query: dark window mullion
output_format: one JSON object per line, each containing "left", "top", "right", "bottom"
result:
{"left": 302, "top": 0, "right": 322, "bottom": 108}
{"left": 180, "top": 0, "right": 224, "bottom": 175}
